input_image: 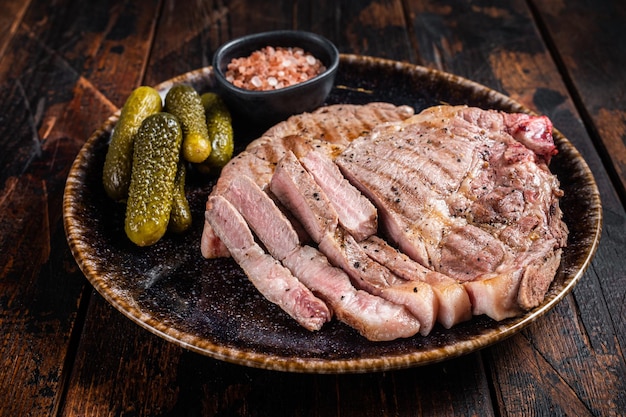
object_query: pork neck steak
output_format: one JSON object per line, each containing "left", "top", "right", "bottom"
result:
{"left": 335, "top": 105, "right": 568, "bottom": 320}
{"left": 201, "top": 103, "right": 568, "bottom": 339}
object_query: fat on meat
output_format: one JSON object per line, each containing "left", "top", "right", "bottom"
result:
{"left": 318, "top": 228, "right": 438, "bottom": 336}
{"left": 360, "top": 235, "right": 472, "bottom": 329}
{"left": 283, "top": 245, "right": 422, "bottom": 341}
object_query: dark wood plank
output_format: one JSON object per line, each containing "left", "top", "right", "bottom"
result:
{"left": 530, "top": 0, "right": 626, "bottom": 359}
{"left": 297, "top": 0, "right": 416, "bottom": 62}
{"left": 488, "top": 297, "right": 626, "bottom": 416}
{"left": 0, "top": 173, "right": 86, "bottom": 416}
{"left": 531, "top": 0, "right": 626, "bottom": 198}
{"left": 24, "top": 0, "right": 161, "bottom": 107}
{"left": 58, "top": 294, "right": 185, "bottom": 416}
{"left": 0, "top": 0, "right": 162, "bottom": 415}
{"left": 0, "top": 0, "right": 30, "bottom": 60}
{"left": 404, "top": 1, "right": 626, "bottom": 416}
{"left": 145, "top": 0, "right": 296, "bottom": 86}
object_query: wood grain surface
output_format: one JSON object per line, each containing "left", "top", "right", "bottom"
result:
{"left": 0, "top": 0, "right": 624, "bottom": 416}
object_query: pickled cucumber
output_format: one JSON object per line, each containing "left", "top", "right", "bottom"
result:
{"left": 125, "top": 113, "right": 183, "bottom": 246}
{"left": 168, "top": 162, "right": 192, "bottom": 233}
{"left": 201, "top": 92, "right": 234, "bottom": 169}
{"left": 165, "top": 84, "right": 211, "bottom": 163}
{"left": 103, "top": 86, "right": 162, "bottom": 201}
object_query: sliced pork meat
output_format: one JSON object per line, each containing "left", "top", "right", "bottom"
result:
{"left": 336, "top": 105, "right": 568, "bottom": 320}
{"left": 223, "top": 175, "right": 300, "bottom": 261}
{"left": 220, "top": 171, "right": 420, "bottom": 340}
{"left": 318, "top": 228, "right": 438, "bottom": 336}
{"left": 300, "top": 150, "right": 378, "bottom": 241}
{"left": 270, "top": 150, "right": 338, "bottom": 243}
{"left": 201, "top": 102, "right": 416, "bottom": 259}
{"left": 284, "top": 246, "right": 421, "bottom": 341}
{"left": 270, "top": 150, "right": 438, "bottom": 335}
{"left": 205, "top": 195, "right": 331, "bottom": 331}
{"left": 201, "top": 102, "right": 568, "bottom": 339}
{"left": 359, "top": 235, "right": 472, "bottom": 329}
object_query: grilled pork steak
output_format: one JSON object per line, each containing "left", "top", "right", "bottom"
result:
{"left": 201, "top": 103, "right": 568, "bottom": 339}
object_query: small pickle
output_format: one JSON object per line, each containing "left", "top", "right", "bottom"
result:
{"left": 168, "top": 162, "right": 192, "bottom": 233}
{"left": 201, "top": 92, "right": 234, "bottom": 170}
{"left": 102, "top": 86, "right": 162, "bottom": 201}
{"left": 165, "top": 84, "right": 211, "bottom": 163}
{"left": 125, "top": 113, "right": 183, "bottom": 246}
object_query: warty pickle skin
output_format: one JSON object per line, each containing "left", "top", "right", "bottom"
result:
{"left": 168, "top": 162, "right": 192, "bottom": 233}
{"left": 102, "top": 86, "right": 163, "bottom": 201}
{"left": 165, "top": 84, "right": 212, "bottom": 164}
{"left": 201, "top": 92, "right": 234, "bottom": 170}
{"left": 124, "top": 112, "right": 183, "bottom": 246}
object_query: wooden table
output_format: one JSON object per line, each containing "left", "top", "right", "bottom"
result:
{"left": 2, "top": 0, "right": 625, "bottom": 415}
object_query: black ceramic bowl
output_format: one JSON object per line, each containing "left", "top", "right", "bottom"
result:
{"left": 212, "top": 30, "right": 339, "bottom": 126}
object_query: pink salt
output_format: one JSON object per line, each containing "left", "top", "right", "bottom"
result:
{"left": 225, "top": 46, "right": 326, "bottom": 91}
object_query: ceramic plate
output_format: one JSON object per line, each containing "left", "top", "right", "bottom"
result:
{"left": 63, "top": 55, "right": 602, "bottom": 373}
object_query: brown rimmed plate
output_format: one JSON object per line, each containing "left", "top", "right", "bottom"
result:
{"left": 63, "top": 55, "right": 602, "bottom": 374}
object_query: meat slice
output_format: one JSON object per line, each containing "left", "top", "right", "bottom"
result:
{"left": 270, "top": 150, "right": 338, "bottom": 243}
{"left": 223, "top": 175, "right": 299, "bottom": 261}
{"left": 201, "top": 102, "right": 416, "bottom": 259}
{"left": 205, "top": 195, "right": 331, "bottom": 331}
{"left": 336, "top": 105, "right": 568, "bottom": 320}
{"left": 284, "top": 245, "right": 421, "bottom": 341}
{"left": 359, "top": 235, "right": 472, "bottom": 329}
{"left": 300, "top": 150, "right": 378, "bottom": 241}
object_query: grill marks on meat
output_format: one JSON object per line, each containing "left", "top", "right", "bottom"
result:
{"left": 202, "top": 103, "right": 568, "bottom": 339}
{"left": 336, "top": 105, "right": 567, "bottom": 320}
